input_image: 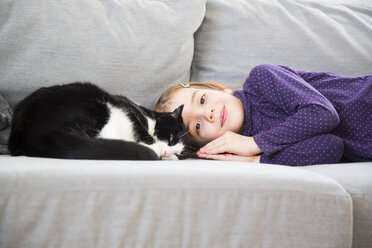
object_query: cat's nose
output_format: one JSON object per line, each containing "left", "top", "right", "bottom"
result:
{"left": 162, "top": 150, "right": 170, "bottom": 158}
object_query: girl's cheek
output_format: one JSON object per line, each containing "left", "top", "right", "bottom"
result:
{"left": 202, "top": 124, "right": 219, "bottom": 142}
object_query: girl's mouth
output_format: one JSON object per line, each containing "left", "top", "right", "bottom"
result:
{"left": 220, "top": 106, "right": 227, "bottom": 127}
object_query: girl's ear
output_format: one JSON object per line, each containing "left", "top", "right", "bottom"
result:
{"left": 223, "top": 88, "right": 233, "bottom": 94}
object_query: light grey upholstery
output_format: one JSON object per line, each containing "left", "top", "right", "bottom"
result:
{"left": 191, "top": 0, "right": 372, "bottom": 87}
{"left": 0, "top": 0, "right": 371, "bottom": 247}
{"left": 0, "top": 0, "right": 205, "bottom": 109}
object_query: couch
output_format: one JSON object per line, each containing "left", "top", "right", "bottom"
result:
{"left": 0, "top": 0, "right": 371, "bottom": 247}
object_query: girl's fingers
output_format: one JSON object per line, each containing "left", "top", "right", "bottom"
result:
{"left": 200, "top": 137, "right": 229, "bottom": 154}
{"left": 222, "top": 154, "right": 256, "bottom": 162}
{"left": 200, "top": 139, "right": 221, "bottom": 151}
{"left": 197, "top": 153, "right": 229, "bottom": 160}
{"left": 198, "top": 153, "right": 257, "bottom": 162}
{"left": 200, "top": 144, "right": 226, "bottom": 155}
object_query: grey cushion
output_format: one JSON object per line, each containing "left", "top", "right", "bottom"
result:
{"left": 0, "top": 0, "right": 206, "bottom": 109}
{"left": 191, "top": 0, "right": 372, "bottom": 86}
{"left": 0, "top": 158, "right": 353, "bottom": 248}
{"left": 302, "top": 163, "right": 372, "bottom": 248}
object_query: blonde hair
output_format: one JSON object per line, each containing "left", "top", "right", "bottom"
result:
{"left": 154, "top": 82, "right": 228, "bottom": 112}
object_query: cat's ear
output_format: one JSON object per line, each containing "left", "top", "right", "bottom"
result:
{"left": 171, "top": 105, "right": 184, "bottom": 119}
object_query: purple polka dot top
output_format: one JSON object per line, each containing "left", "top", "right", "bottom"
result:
{"left": 233, "top": 64, "right": 372, "bottom": 166}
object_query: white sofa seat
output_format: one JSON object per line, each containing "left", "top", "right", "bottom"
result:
{"left": 302, "top": 163, "right": 372, "bottom": 248}
{"left": 0, "top": 156, "right": 352, "bottom": 248}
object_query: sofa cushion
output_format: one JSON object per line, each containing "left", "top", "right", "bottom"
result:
{"left": 0, "top": 157, "right": 352, "bottom": 248}
{"left": 191, "top": 0, "right": 372, "bottom": 86}
{"left": 302, "top": 163, "right": 372, "bottom": 248}
{"left": 0, "top": 0, "right": 205, "bottom": 109}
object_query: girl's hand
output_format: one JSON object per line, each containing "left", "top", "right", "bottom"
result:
{"left": 197, "top": 153, "right": 261, "bottom": 163}
{"left": 198, "top": 131, "right": 262, "bottom": 157}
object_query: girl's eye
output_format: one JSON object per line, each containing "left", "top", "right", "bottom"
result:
{"left": 196, "top": 121, "right": 201, "bottom": 134}
{"left": 200, "top": 94, "right": 206, "bottom": 105}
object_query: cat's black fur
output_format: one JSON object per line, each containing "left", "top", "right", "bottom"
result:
{"left": 8, "top": 82, "right": 191, "bottom": 160}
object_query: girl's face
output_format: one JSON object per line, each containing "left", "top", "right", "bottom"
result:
{"left": 166, "top": 87, "right": 244, "bottom": 145}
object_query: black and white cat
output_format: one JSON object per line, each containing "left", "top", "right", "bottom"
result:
{"left": 8, "top": 82, "right": 191, "bottom": 160}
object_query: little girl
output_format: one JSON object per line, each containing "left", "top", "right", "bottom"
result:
{"left": 154, "top": 64, "right": 372, "bottom": 166}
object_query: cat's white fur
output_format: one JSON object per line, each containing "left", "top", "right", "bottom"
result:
{"left": 98, "top": 104, "right": 135, "bottom": 141}
{"left": 146, "top": 117, "right": 156, "bottom": 136}
{"left": 97, "top": 104, "right": 183, "bottom": 160}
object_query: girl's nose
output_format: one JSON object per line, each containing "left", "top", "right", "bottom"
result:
{"left": 207, "top": 108, "right": 214, "bottom": 122}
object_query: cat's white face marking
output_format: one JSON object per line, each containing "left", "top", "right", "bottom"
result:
{"left": 144, "top": 116, "right": 184, "bottom": 160}
{"left": 159, "top": 140, "right": 185, "bottom": 160}
{"left": 141, "top": 140, "right": 184, "bottom": 160}
{"left": 98, "top": 104, "right": 135, "bottom": 141}
{"left": 146, "top": 117, "right": 156, "bottom": 136}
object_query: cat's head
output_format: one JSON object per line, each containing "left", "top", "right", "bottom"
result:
{"left": 154, "top": 105, "right": 193, "bottom": 160}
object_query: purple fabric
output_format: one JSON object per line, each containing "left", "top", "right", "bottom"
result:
{"left": 233, "top": 64, "right": 372, "bottom": 166}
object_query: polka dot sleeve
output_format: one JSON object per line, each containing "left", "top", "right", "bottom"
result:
{"left": 259, "top": 134, "right": 344, "bottom": 166}
{"left": 245, "top": 64, "right": 340, "bottom": 157}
